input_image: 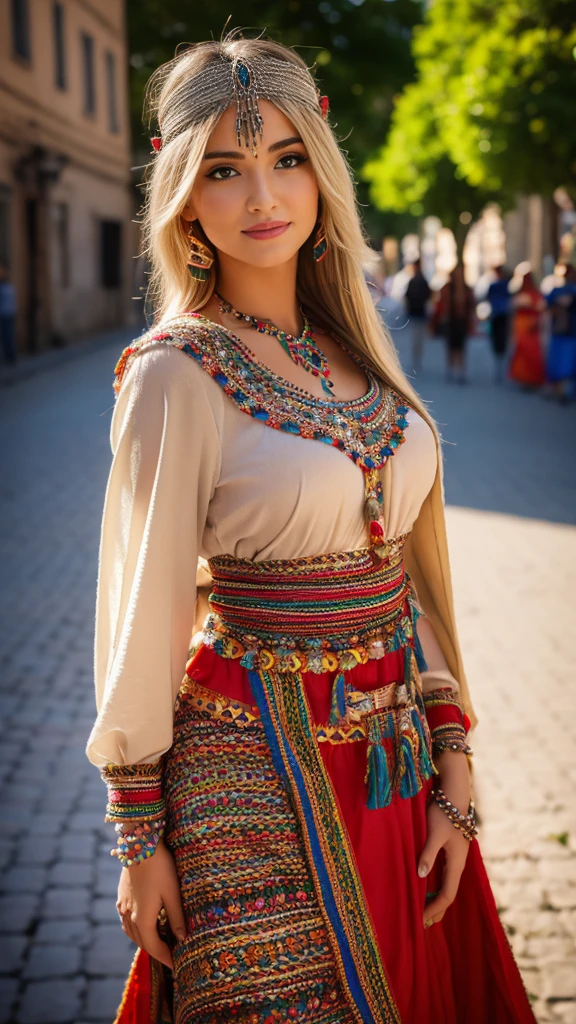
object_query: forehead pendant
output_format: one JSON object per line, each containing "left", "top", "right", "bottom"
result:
{"left": 232, "top": 58, "right": 264, "bottom": 155}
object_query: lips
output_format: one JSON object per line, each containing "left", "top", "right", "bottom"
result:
{"left": 242, "top": 221, "right": 290, "bottom": 240}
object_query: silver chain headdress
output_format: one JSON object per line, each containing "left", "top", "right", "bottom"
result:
{"left": 158, "top": 54, "right": 328, "bottom": 154}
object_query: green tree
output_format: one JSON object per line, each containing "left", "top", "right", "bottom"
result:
{"left": 363, "top": 0, "right": 576, "bottom": 250}
{"left": 126, "top": 0, "right": 426, "bottom": 240}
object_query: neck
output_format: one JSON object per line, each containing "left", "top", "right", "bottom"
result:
{"left": 216, "top": 253, "right": 302, "bottom": 335}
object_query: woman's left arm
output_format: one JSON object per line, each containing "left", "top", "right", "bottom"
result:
{"left": 415, "top": 614, "right": 474, "bottom": 928}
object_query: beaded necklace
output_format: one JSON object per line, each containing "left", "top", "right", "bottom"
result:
{"left": 113, "top": 312, "right": 411, "bottom": 560}
{"left": 215, "top": 291, "right": 334, "bottom": 397}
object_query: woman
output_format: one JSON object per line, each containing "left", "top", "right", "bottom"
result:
{"left": 508, "top": 266, "right": 546, "bottom": 388}
{"left": 432, "top": 264, "right": 475, "bottom": 384}
{"left": 87, "top": 34, "right": 535, "bottom": 1024}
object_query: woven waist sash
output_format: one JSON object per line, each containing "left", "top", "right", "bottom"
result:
{"left": 199, "top": 537, "right": 425, "bottom": 677}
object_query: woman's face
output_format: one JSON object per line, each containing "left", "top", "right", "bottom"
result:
{"left": 183, "top": 100, "right": 320, "bottom": 269}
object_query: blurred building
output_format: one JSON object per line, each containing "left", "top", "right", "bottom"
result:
{"left": 0, "top": 0, "right": 135, "bottom": 355}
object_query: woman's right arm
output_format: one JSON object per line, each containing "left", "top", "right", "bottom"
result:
{"left": 86, "top": 342, "right": 221, "bottom": 965}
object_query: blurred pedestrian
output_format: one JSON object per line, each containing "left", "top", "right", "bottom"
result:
{"left": 486, "top": 266, "right": 511, "bottom": 382}
{"left": 0, "top": 262, "right": 16, "bottom": 365}
{"left": 404, "top": 258, "right": 431, "bottom": 374}
{"left": 508, "top": 265, "right": 545, "bottom": 389}
{"left": 432, "top": 263, "right": 475, "bottom": 384}
{"left": 544, "top": 263, "right": 576, "bottom": 403}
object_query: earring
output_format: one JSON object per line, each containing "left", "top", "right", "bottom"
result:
{"left": 313, "top": 221, "right": 328, "bottom": 263}
{"left": 187, "top": 223, "right": 214, "bottom": 281}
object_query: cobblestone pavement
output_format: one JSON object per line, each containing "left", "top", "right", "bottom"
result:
{"left": 0, "top": 320, "right": 575, "bottom": 1023}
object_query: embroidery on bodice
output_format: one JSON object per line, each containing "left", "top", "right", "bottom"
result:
{"left": 113, "top": 312, "right": 411, "bottom": 558}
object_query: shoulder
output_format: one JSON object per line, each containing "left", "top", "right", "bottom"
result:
{"left": 112, "top": 314, "right": 223, "bottom": 399}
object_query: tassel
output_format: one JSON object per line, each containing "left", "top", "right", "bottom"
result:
{"left": 398, "top": 730, "right": 421, "bottom": 798}
{"left": 329, "top": 671, "right": 347, "bottom": 725}
{"left": 411, "top": 707, "right": 434, "bottom": 781}
{"left": 413, "top": 625, "right": 428, "bottom": 673}
{"left": 365, "top": 710, "right": 396, "bottom": 809}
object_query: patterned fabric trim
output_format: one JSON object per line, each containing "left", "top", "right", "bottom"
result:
{"left": 423, "top": 687, "right": 473, "bottom": 757}
{"left": 112, "top": 314, "right": 408, "bottom": 474}
{"left": 100, "top": 761, "right": 166, "bottom": 823}
{"left": 249, "top": 665, "right": 401, "bottom": 1024}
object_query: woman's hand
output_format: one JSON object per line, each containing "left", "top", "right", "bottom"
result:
{"left": 116, "top": 838, "right": 186, "bottom": 970}
{"left": 417, "top": 751, "right": 472, "bottom": 929}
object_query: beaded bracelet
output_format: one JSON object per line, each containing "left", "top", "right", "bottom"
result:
{"left": 112, "top": 818, "right": 167, "bottom": 868}
{"left": 430, "top": 787, "right": 478, "bottom": 841}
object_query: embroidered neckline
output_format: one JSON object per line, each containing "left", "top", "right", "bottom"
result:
{"left": 188, "top": 311, "right": 374, "bottom": 410}
{"left": 113, "top": 312, "right": 410, "bottom": 475}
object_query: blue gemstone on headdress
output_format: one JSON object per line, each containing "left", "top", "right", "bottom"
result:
{"left": 236, "top": 61, "right": 251, "bottom": 88}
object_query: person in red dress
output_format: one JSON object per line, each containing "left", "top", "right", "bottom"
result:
{"left": 508, "top": 265, "right": 546, "bottom": 388}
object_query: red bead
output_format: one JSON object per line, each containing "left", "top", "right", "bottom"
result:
{"left": 369, "top": 520, "right": 384, "bottom": 537}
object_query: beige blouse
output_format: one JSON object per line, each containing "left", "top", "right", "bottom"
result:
{"left": 86, "top": 342, "right": 439, "bottom": 767}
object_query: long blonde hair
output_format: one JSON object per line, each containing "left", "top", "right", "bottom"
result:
{"left": 143, "top": 32, "right": 437, "bottom": 434}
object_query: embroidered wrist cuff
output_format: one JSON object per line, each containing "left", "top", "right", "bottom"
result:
{"left": 100, "top": 761, "right": 165, "bottom": 823}
{"left": 423, "top": 688, "right": 472, "bottom": 757}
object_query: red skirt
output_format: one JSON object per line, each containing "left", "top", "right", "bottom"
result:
{"left": 185, "top": 644, "right": 535, "bottom": 1024}
{"left": 116, "top": 643, "right": 535, "bottom": 1024}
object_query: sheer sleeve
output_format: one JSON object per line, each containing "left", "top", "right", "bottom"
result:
{"left": 86, "top": 343, "right": 221, "bottom": 767}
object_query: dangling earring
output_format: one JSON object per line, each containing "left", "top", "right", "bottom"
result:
{"left": 313, "top": 220, "right": 328, "bottom": 263}
{"left": 187, "top": 222, "right": 214, "bottom": 281}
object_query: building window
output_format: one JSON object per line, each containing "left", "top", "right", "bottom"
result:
{"left": 81, "top": 32, "right": 96, "bottom": 115}
{"left": 53, "top": 2, "right": 66, "bottom": 89}
{"left": 11, "top": 0, "right": 31, "bottom": 61}
{"left": 100, "top": 221, "right": 122, "bottom": 288}
{"left": 54, "top": 202, "right": 70, "bottom": 287}
{"left": 105, "top": 51, "right": 119, "bottom": 133}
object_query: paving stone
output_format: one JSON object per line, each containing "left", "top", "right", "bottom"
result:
{"left": 23, "top": 942, "right": 82, "bottom": 979}
{"left": 17, "top": 977, "right": 84, "bottom": 1023}
{"left": 541, "top": 960, "right": 576, "bottom": 1000}
{"left": 17, "top": 838, "right": 59, "bottom": 866}
{"left": 0, "top": 978, "right": 20, "bottom": 1023}
{"left": 83, "top": 978, "right": 125, "bottom": 1021}
{"left": 48, "top": 860, "right": 93, "bottom": 887}
{"left": 0, "top": 894, "right": 39, "bottom": 933}
{"left": 85, "top": 924, "right": 135, "bottom": 976}
{"left": 0, "top": 934, "right": 27, "bottom": 973}
{"left": 0, "top": 867, "right": 47, "bottom": 894}
{"left": 33, "top": 916, "right": 91, "bottom": 947}
{"left": 43, "top": 887, "right": 90, "bottom": 918}
{"left": 91, "top": 896, "right": 121, "bottom": 923}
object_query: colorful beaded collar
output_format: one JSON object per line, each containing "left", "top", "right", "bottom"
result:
{"left": 113, "top": 312, "right": 411, "bottom": 558}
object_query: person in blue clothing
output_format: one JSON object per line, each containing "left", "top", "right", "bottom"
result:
{"left": 0, "top": 263, "right": 17, "bottom": 365}
{"left": 487, "top": 266, "right": 511, "bottom": 383}
{"left": 545, "top": 263, "right": 576, "bottom": 403}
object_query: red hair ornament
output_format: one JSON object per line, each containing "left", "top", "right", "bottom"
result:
{"left": 319, "top": 95, "right": 330, "bottom": 120}
{"left": 150, "top": 136, "right": 162, "bottom": 152}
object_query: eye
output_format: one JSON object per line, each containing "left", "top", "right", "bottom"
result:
{"left": 275, "top": 153, "right": 308, "bottom": 169}
{"left": 206, "top": 165, "right": 240, "bottom": 180}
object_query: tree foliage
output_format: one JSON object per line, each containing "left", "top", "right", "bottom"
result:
{"left": 363, "top": 0, "right": 576, "bottom": 227}
{"left": 126, "top": 0, "right": 425, "bottom": 238}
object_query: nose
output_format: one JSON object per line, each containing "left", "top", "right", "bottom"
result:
{"left": 246, "top": 167, "right": 279, "bottom": 215}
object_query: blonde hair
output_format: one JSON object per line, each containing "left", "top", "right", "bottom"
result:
{"left": 143, "top": 32, "right": 437, "bottom": 434}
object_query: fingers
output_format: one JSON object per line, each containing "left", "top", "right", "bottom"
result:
{"left": 162, "top": 876, "right": 187, "bottom": 944}
{"left": 139, "top": 925, "right": 174, "bottom": 970}
{"left": 417, "top": 829, "right": 444, "bottom": 880}
{"left": 423, "top": 840, "right": 468, "bottom": 927}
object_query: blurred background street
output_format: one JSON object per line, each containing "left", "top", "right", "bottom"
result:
{"left": 1, "top": 1, "right": 575, "bottom": 1022}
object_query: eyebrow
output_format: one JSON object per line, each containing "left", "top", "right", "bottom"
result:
{"left": 203, "top": 136, "right": 304, "bottom": 160}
